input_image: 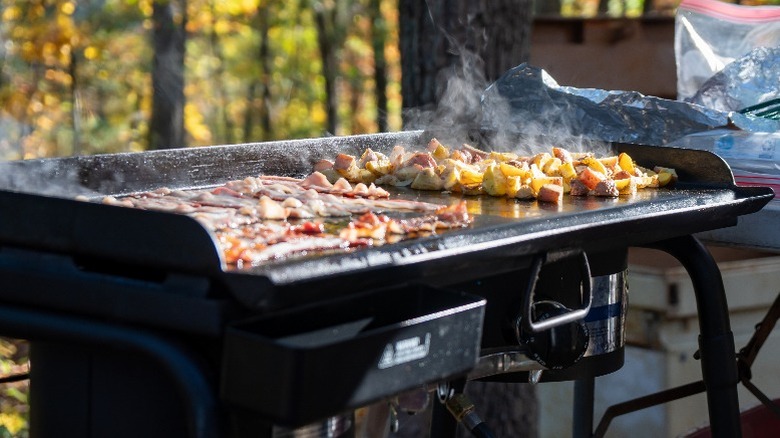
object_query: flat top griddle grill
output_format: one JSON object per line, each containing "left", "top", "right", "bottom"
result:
{"left": 0, "top": 130, "right": 774, "bottom": 438}
{"left": 0, "top": 132, "right": 769, "bottom": 307}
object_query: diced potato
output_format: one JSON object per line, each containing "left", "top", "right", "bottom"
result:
{"left": 552, "top": 146, "right": 574, "bottom": 163}
{"left": 428, "top": 138, "right": 450, "bottom": 160}
{"left": 475, "top": 159, "right": 496, "bottom": 173}
{"left": 459, "top": 167, "right": 484, "bottom": 186}
{"left": 506, "top": 175, "right": 523, "bottom": 198}
{"left": 599, "top": 156, "right": 619, "bottom": 171}
{"left": 533, "top": 152, "right": 553, "bottom": 170}
{"left": 618, "top": 152, "right": 635, "bottom": 175}
{"left": 530, "top": 176, "right": 563, "bottom": 196}
{"left": 657, "top": 172, "right": 674, "bottom": 187}
{"left": 441, "top": 166, "right": 460, "bottom": 190}
{"left": 357, "top": 169, "right": 377, "bottom": 184}
{"left": 614, "top": 178, "right": 631, "bottom": 191}
{"left": 529, "top": 163, "right": 547, "bottom": 180}
{"left": 580, "top": 156, "right": 608, "bottom": 176}
{"left": 482, "top": 164, "right": 507, "bottom": 196}
{"left": 411, "top": 167, "right": 443, "bottom": 191}
{"left": 489, "top": 151, "right": 518, "bottom": 162}
{"left": 634, "top": 175, "right": 658, "bottom": 189}
{"left": 616, "top": 178, "right": 637, "bottom": 196}
{"left": 394, "top": 165, "right": 423, "bottom": 182}
{"left": 365, "top": 159, "right": 393, "bottom": 176}
{"left": 559, "top": 161, "right": 577, "bottom": 180}
{"left": 450, "top": 150, "right": 469, "bottom": 163}
{"left": 577, "top": 166, "right": 606, "bottom": 190}
{"left": 499, "top": 162, "right": 527, "bottom": 179}
{"left": 336, "top": 165, "right": 361, "bottom": 182}
{"left": 542, "top": 157, "right": 562, "bottom": 175}
{"left": 513, "top": 185, "right": 535, "bottom": 200}
{"left": 537, "top": 183, "right": 564, "bottom": 204}
{"left": 654, "top": 166, "right": 678, "bottom": 187}
{"left": 636, "top": 166, "right": 657, "bottom": 177}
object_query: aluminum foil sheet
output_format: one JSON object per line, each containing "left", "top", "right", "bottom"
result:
{"left": 688, "top": 46, "right": 780, "bottom": 115}
{"left": 479, "top": 63, "right": 780, "bottom": 148}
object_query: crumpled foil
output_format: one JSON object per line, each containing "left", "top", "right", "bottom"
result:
{"left": 479, "top": 63, "right": 779, "bottom": 147}
{"left": 688, "top": 46, "right": 780, "bottom": 114}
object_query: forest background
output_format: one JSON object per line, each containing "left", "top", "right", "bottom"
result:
{"left": 0, "top": 0, "right": 680, "bottom": 163}
{"left": 1, "top": 0, "right": 779, "bottom": 436}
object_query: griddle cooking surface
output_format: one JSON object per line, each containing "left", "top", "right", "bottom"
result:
{"left": 0, "top": 132, "right": 773, "bottom": 303}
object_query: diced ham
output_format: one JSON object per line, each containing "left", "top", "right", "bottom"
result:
{"left": 358, "top": 148, "right": 379, "bottom": 167}
{"left": 402, "top": 152, "right": 436, "bottom": 169}
{"left": 333, "top": 153, "right": 357, "bottom": 171}
{"left": 313, "top": 159, "right": 334, "bottom": 172}
{"left": 461, "top": 143, "right": 489, "bottom": 161}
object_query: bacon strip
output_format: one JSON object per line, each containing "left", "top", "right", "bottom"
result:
{"left": 100, "top": 173, "right": 471, "bottom": 267}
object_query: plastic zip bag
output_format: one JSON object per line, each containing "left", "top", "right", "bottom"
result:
{"left": 675, "top": 0, "right": 780, "bottom": 100}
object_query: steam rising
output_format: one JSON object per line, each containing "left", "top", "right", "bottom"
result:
{"left": 0, "top": 159, "right": 98, "bottom": 198}
{"left": 403, "top": 45, "right": 613, "bottom": 157}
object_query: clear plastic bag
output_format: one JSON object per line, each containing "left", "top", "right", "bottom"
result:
{"left": 675, "top": 0, "right": 780, "bottom": 100}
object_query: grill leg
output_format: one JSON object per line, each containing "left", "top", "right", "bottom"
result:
{"left": 644, "top": 235, "right": 741, "bottom": 438}
{"left": 573, "top": 377, "right": 595, "bottom": 438}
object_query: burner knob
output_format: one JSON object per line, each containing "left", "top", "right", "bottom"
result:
{"left": 517, "top": 301, "right": 590, "bottom": 370}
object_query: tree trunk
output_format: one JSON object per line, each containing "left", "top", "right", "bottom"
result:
{"left": 69, "top": 49, "right": 81, "bottom": 156}
{"left": 243, "top": 4, "right": 273, "bottom": 143}
{"left": 150, "top": 0, "right": 186, "bottom": 150}
{"left": 210, "top": 1, "right": 234, "bottom": 145}
{"left": 314, "top": 5, "right": 339, "bottom": 135}
{"left": 370, "top": 0, "right": 389, "bottom": 132}
{"left": 258, "top": 4, "right": 273, "bottom": 141}
{"left": 398, "top": 0, "right": 533, "bottom": 145}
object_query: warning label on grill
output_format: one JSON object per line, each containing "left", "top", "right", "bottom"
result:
{"left": 378, "top": 333, "right": 431, "bottom": 369}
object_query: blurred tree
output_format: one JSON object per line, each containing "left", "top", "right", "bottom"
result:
{"left": 311, "top": 0, "right": 354, "bottom": 135}
{"left": 369, "top": 0, "right": 389, "bottom": 132}
{"left": 150, "top": 0, "right": 186, "bottom": 149}
{"left": 398, "top": 0, "right": 533, "bottom": 144}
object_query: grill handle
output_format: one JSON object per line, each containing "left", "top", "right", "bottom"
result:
{"left": 519, "top": 249, "right": 592, "bottom": 333}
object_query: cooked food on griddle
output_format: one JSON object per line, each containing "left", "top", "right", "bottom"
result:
{"left": 97, "top": 139, "right": 677, "bottom": 266}
{"left": 312, "top": 138, "right": 678, "bottom": 204}
{"left": 101, "top": 174, "right": 471, "bottom": 267}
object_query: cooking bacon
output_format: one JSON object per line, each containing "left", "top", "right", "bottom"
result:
{"left": 100, "top": 171, "right": 471, "bottom": 267}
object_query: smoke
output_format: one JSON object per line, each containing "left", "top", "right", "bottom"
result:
{"left": 403, "top": 29, "right": 612, "bottom": 157}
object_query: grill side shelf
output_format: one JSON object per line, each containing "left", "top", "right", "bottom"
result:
{"left": 0, "top": 190, "right": 225, "bottom": 275}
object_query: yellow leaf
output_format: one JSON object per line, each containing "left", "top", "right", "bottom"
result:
{"left": 84, "top": 46, "right": 99, "bottom": 60}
